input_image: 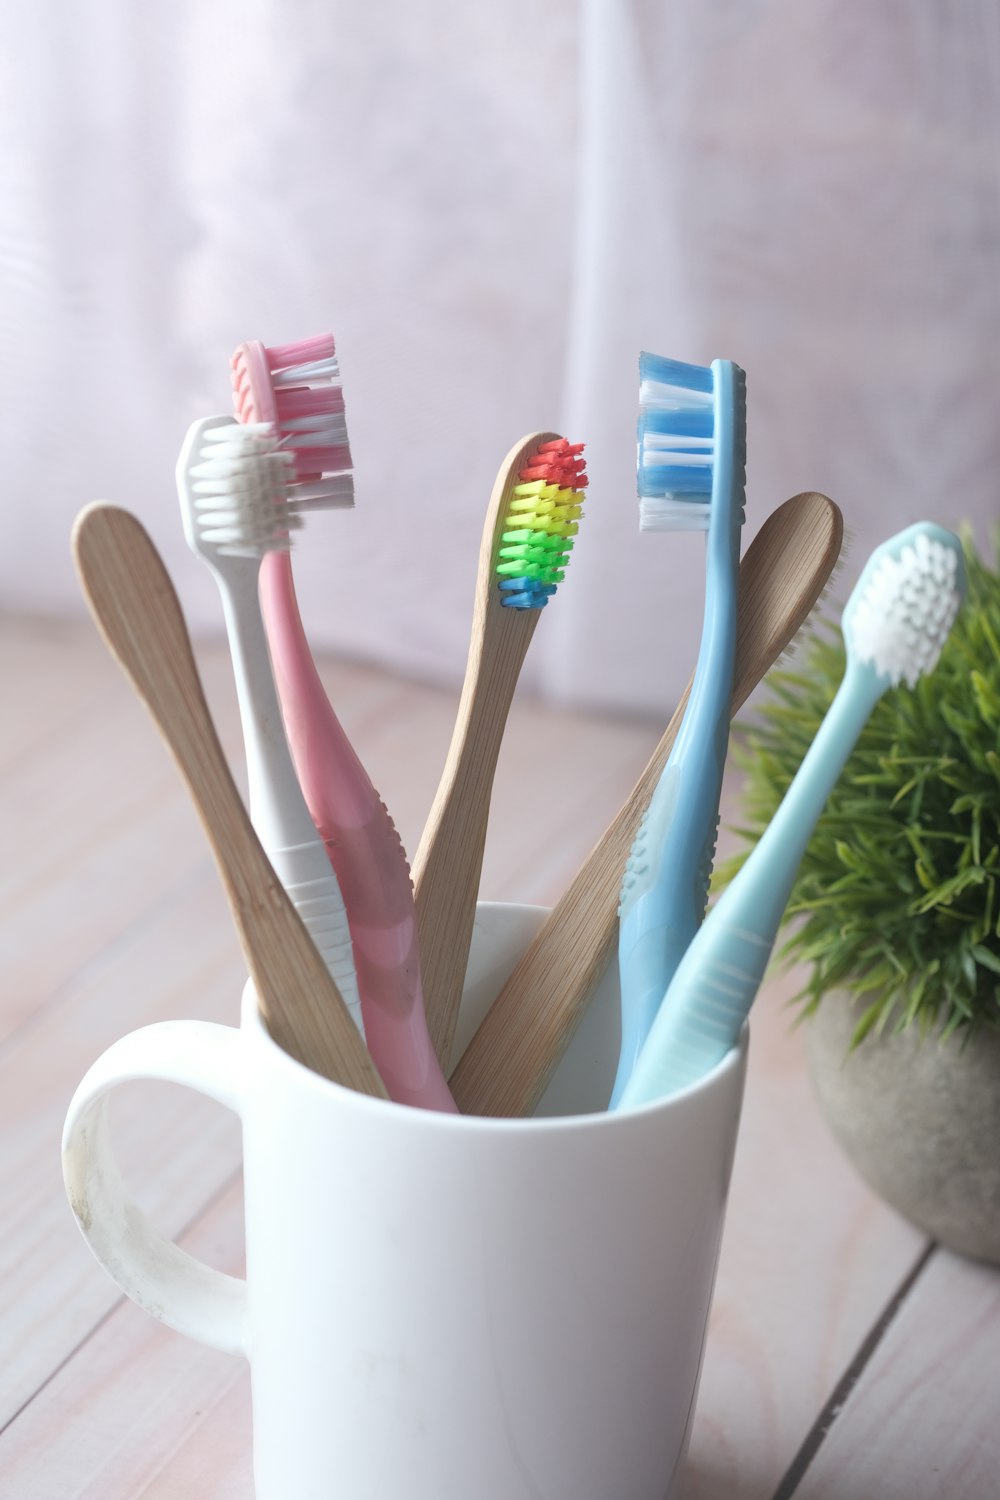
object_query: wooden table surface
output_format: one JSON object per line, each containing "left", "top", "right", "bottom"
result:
{"left": 2, "top": 616, "right": 997, "bottom": 1499}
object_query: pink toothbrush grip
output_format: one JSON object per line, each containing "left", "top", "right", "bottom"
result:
{"left": 260, "top": 549, "right": 456, "bottom": 1113}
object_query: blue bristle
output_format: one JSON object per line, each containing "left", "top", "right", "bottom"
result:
{"left": 640, "top": 407, "right": 714, "bottom": 441}
{"left": 503, "top": 594, "right": 546, "bottom": 609}
{"left": 638, "top": 351, "right": 713, "bottom": 394}
{"left": 499, "top": 578, "right": 554, "bottom": 600}
{"left": 638, "top": 465, "right": 713, "bottom": 500}
{"left": 499, "top": 577, "right": 554, "bottom": 609}
{"left": 637, "top": 353, "right": 716, "bottom": 523}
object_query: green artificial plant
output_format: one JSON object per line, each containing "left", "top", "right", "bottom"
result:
{"left": 718, "top": 528, "right": 1000, "bottom": 1045}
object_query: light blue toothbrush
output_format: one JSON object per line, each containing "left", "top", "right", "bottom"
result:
{"left": 617, "top": 522, "right": 966, "bottom": 1110}
{"left": 611, "top": 354, "right": 746, "bottom": 1105}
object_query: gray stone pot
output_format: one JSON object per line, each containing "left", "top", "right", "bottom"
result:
{"left": 806, "top": 993, "right": 1000, "bottom": 1265}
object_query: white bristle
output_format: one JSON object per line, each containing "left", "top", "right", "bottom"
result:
{"left": 642, "top": 435, "right": 714, "bottom": 452}
{"left": 286, "top": 475, "right": 355, "bottom": 512}
{"left": 282, "top": 423, "right": 350, "bottom": 448}
{"left": 189, "top": 424, "right": 298, "bottom": 558}
{"left": 271, "top": 356, "right": 340, "bottom": 385}
{"left": 639, "top": 379, "right": 714, "bottom": 410}
{"left": 848, "top": 531, "right": 962, "bottom": 687}
{"left": 639, "top": 497, "right": 712, "bottom": 532}
{"left": 640, "top": 448, "right": 713, "bottom": 466}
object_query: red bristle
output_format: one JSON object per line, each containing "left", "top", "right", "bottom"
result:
{"left": 518, "top": 439, "right": 588, "bottom": 488}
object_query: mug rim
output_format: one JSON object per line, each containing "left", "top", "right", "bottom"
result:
{"left": 240, "top": 900, "right": 749, "bottom": 1134}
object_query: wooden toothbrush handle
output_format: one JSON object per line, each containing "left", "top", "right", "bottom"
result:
{"left": 72, "top": 504, "right": 387, "bottom": 1099}
{"left": 413, "top": 433, "right": 555, "bottom": 1070}
{"left": 449, "top": 491, "right": 844, "bottom": 1117}
{"left": 414, "top": 605, "right": 539, "bottom": 1062}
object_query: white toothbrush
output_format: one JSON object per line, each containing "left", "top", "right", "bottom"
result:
{"left": 176, "top": 414, "right": 360, "bottom": 1025}
{"left": 618, "top": 522, "right": 966, "bottom": 1109}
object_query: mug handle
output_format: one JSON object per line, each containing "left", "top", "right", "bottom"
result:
{"left": 61, "top": 1019, "right": 248, "bottom": 1357}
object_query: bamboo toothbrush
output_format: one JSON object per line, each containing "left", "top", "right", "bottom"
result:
{"left": 412, "top": 431, "right": 588, "bottom": 1070}
{"left": 619, "top": 522, "right": 965, "bottom": 1109}
{"left": 612, "top": 355, "right": 746, "bottom": 1105}
{"left": 72, "top": 502, "right": 388, "bottom": 1098}
{"left": 230, "top": 335, "right": 455, "bottom": 1113}
{"left": 449, "top": 490, "right": 844, "bottom": 1116}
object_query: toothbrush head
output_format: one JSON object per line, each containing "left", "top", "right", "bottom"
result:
{"left": 637, "top": 353, "right": 746, "bottom": 535}
{"left": 843, "top": 522, "right": 965, "bottom": 688}
{"left": 494, "top": 438, "right": 588, "bottom": 609}
{"left": 176, "top": 414, "right": 296, "bottom": 562}
{"left": 231, "top": 334, "right": 354, "bottom": 510}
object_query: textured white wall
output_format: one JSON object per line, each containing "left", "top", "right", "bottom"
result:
{"left": 2, "top": 1, "right": 998, "bottom": 714}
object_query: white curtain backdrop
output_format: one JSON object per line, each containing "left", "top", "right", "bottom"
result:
{"left": 3, "top": 0, "right": 999, "bottom": 714}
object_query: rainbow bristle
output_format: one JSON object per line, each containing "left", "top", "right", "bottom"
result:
{"left": 495, "top": 438, "right": 587, "bottom": 609}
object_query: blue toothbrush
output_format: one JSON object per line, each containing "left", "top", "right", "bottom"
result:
{"left": 611, "top": 354, "right": 746, "bottom": 1105}
{"left": 618, "top": 522, "right": 966, "bottom": 1110}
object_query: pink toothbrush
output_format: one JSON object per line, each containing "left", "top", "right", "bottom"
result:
{"left": 231, "top": 334, "right": 455, "bottom": 1113}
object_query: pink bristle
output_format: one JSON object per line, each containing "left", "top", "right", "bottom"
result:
{"left": 274, "top": 384, "right": 345, "bottom": 415}
{"left": 231, "top": 335, "right": 351, "bottom": 484}
{"left": 265, "top": 334, "right": 337, "bottom": 371}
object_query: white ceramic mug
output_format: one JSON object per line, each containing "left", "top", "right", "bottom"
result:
{"left": 63, "top": 902, "right": 748, "bottom": 1500}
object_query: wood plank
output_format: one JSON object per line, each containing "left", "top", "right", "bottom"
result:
{"left": 0, "top": 814, "right": 211, "bottom": 1047}
{"left": 0, "top": 1183, "right": 252, "bottom": 1500}
{"left": 0, "top": 618, "right": 125, "bottom": 771}
{"left": 0, "top": 873, "right": 245, "bottom": 1427}
{"left": 475, "top": 698, "right": 666, "bottom": 906}
{"left": 788, "top": 1247, "right": 1000, "bottom": 1500}
{"left": 676, "top": 771, "right": 932, "bottom": 1496}
{"left": 0, "top": 617, "right": 247, "bottom": 785}
{"left": 0, "top": 624, "right": 243, "bottom": 1042}
{"left": 679, "top": 961, "right": 929, "bottom": 1500}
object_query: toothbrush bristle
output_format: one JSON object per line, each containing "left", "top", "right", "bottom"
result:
{"left": 637, "top": 351, "right": 716, "bottom": 532}
{"left": 231, "top": 335, "right": 354, "bottom": 508}
{"left": 847, "top": 528, "right": 964, "bottom": 688}
{"left": 495, "top": 439, "right": 588, "bottom": 609}
{"left": 189, "top": 423, "right": 298, "bottom": 557}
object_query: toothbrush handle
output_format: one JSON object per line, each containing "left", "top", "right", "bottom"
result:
{"left": 613, "top": 499, "right": 739, "bottom": 1104}
{"left": 612, "top": 880, "right": 714, "bottom": 1105}
{"left": 620, "top": 673, "right": 878, "bottom": 1107}
{"left": 260, "top": 550, "right": 456, "bottom": 1112}
{"left": 412, "top": 431, "right": 554, "bottom": 1073}
{"left": 319, "top": 820, "right": 455, "bottom": 1112}
{"left": 71, "top": 504, "right": 387, "bottom": 1098}
{"left": 264, "top": 838, "right": 362, "bottom": 1031}
{"left": 618, "top": 920, "right": 772, "bottom": 1107}
{"left": 215, "top": 567, "right": 324, "bottom": 852}
{"left": 413, "top": 580, "right": 540, "bottom": 1071}
{"left": 215, "top": 568, "right": 361, "bottom": 1017}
